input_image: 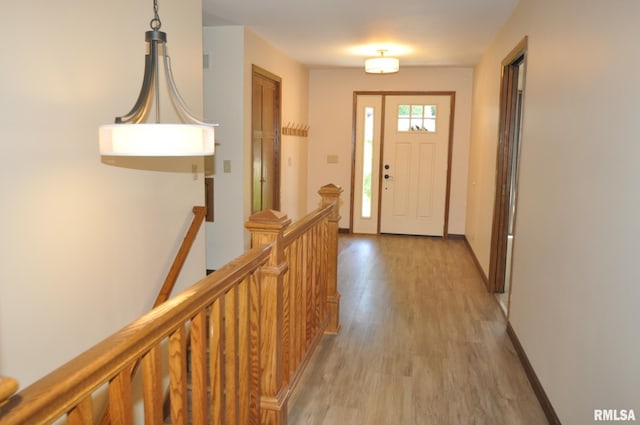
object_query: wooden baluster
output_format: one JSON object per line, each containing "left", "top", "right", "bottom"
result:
{"left": 190, "top": 311, "right": 209, "bottom": 425}
{"left": 309, "top": 225, "right": 316, "bottom": 341}
{"left": 289, "top": 239, "right": 300, "bottom": 379}
{"left": 109, "top": 370, "right": 133, "bottom": 425}
{"left": 301, "top": 229, "right": 308, "bottom": 349}
{"left": 313, "top": 221, "right": 327, "bottom": 339}
{"left": 318, "top": 184, "right": 343, "bottom": 334}
{"left": 282, "top": 244, "right": 292, "bottom": 385}
{"left": 141, "top": 346, "right": 163, "bottom": 424}
{"left": 248, "top": 272, "right": 262, "bottom": 425}
{"left": 318, "top": 220, "right": 328, "bottom": 328}
{"left": 314, "top": 222, "right": 323, "bottom": 335}
{"left": 304, "top": 230, "right": 312, "bottom": 347}
{"left": 209, "top": 299, "right": 224, "bottom": 425}
{"left": 245, "top": 209, "right": 292, "bottom": 425}
{"left": 67, "top": 396, "right": 93, "bottom": 425}
{"left": 169, "top": 326, "right": 188, "bottom": 425}
{"left": 238, "top": 277, "right": 250, "bottom": 425}
{"left": 224, "top": 286, "right": 239, "bottom": 423}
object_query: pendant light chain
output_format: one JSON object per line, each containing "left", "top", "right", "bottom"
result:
{"left": 150, "top": 0, "right": 162, "bottom": 30}
{"left": 151, "top": 0, "right": 162, "bottom": 122}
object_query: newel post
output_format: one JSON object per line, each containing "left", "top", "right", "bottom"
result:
{"left": 245, "top": 210, "right": 292, "bottom": 425}
{"left": 318, "top": 184, "right": 343, "bottom": 334}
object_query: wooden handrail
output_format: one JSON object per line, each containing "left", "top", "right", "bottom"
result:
{"left": 282, "top": 203, "right": 333, "bottom": 245}
{"left": 154, "top": 205, "right": 207, "bottom": 308}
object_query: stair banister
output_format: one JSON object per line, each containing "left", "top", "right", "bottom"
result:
{"left": 154, "top": 205, "right": 207, "bottom": 308}
{"left": 97, "top": 204, "right": 207, "bottom": 425}
{"left": 245, "top": 209, "right": 292, "bottom": 425}
{"left": 0, "top": 246, "right": 271, "bottom": 425}
{"left": 318, "top": 183, "right": 343, "bottom": 334}
{"left": 0, "top": 184, "right": 342, "bottom": 425}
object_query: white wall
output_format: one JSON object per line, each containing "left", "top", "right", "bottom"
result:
{"left": 203, "top": 26, "right": 246, "bottom": 271}
{"left": 465, "top": 0, "right": 640, "bottom": 423}
{"left": 308, "top": 67, "right": 473, "bottom": 233}
{"left": 204, "top": 27, "right": 310, "bottom": 270}
{"left": 0, "top": 0, "right": 206, "bottom": 388}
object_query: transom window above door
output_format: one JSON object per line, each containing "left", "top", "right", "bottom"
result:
{"left": 397, "top": 104, "right": 437, "bottom": 132}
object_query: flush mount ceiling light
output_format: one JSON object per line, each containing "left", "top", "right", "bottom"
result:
{"left": 365, "top": 50, "right": 400, "bottom": 74}
{"left": 98, "top": 0, "right": 215, "bottom": 156}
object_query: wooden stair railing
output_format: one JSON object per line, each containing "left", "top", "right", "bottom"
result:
{"left": 245, "top": 183, "right": 343, "bottom": 422}
{"left": 97, "top": 205, "right": 206, "bottom": 425}
{"left": 0, "top": 246, "right": 271, "bottom": 425}
{"left": 154, "top": 205, "right": 207, "bottom": 308}
{"left": 0, "top": 184, "right": 342, "bottom": 425}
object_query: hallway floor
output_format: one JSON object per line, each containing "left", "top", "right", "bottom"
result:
{"left": 288, "top": 234, "right": 548, "bottom": 425}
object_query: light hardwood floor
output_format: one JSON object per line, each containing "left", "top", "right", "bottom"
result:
{"left": 288, "top": 234, "right": 548, "bottom": 425}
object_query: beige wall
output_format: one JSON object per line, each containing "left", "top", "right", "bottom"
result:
{"left": 204, "top": 27, "right": 309, "bottom": 269}
{"left": 308, "top": 67, "right": 473, "bottom": 233}
{"left": 466, "top": 0, "right": 640, "bottom": 423}
{"left": 0, "top": 1, "right": 207, "bottom": 387}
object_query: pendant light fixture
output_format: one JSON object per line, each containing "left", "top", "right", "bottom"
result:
{"left": 98, "top": 0, "right": 215, "bottom": 156}
{"left": 365, "top": 50, "right": 400, "bottom": 74}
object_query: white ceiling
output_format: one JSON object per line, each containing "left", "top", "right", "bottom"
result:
{"left": 202, "top": 0, "right": 519, "bottom": 68}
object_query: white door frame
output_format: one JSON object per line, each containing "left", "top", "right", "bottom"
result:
{"left": 350, "top": 91, "right": 456, "bottom": 237}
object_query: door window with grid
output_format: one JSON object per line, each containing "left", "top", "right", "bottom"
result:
{"left": 397, "top": 104, "right": 437, "bottom": 132}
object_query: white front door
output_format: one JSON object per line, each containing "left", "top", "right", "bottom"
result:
{"left": 380, "top": 95, "right": 451, "bottom": 236}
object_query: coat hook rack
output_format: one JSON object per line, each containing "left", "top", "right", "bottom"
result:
{"left": 282, "top": 122, "right": 309, "bottom": 137}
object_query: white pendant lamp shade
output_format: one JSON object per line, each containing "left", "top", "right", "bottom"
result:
{"left": 99, "top": 124, "right": 214, "bottom": 156}
{"left": 365, "top": 50, "right": 399, "bottom": 74}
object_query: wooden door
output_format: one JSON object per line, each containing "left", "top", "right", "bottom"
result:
{"left": 252, "top": 66, "right": 281, "bottom": 213}
{"left": 380, "top": 95, "right": 451, "bottom": 236}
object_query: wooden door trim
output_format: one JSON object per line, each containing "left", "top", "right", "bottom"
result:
{"left": 443, "top": 92, "right": 456, "bottom": 239}
{"left": 350, "top": 91, "right": 456, "bottom": 238}
{"left": 487, "top": 37, "right": 528, "bottom": 293}
{"left": 376, "top": 96, "right": 387, "bottom": 235}
{"left": 253, "top": 65, "right": 282, "bottom": 85}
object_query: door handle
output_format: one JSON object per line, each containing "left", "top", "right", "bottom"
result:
{"left": 384, "top": 174, "right": 391, "bottom": 180}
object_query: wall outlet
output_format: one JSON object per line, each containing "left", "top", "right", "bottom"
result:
{"left": 223, "top": 160, "right": 231, "bottom": 173}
